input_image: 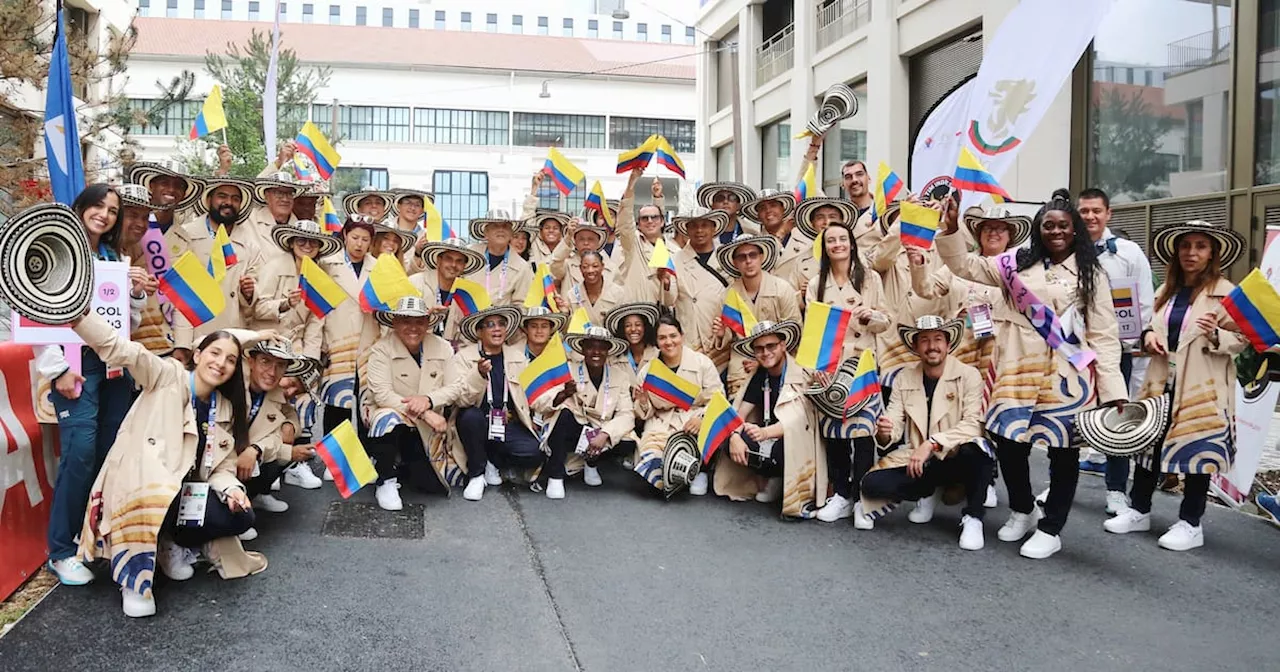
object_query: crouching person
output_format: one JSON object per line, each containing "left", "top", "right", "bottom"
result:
{"left": 860, "top": 316, "right": 993, "bottom": 550}
{"left": 362, "top": 296, "right": 457, "bottom": 511}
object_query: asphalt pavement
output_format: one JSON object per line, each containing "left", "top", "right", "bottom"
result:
{"left": 2, "top": 452, "right": 1278, "bottom": 672}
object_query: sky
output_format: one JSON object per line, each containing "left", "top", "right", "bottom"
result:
{"left": 1093, "top": 0, "right": 1234, "bottom": 66}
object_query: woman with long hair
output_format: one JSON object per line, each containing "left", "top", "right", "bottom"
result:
{"left": 42, "top": 185, "right": 151, "bottom": 587}
{"left": 935, "top": 188, "right": 1125, "bottom": 560}
{"left": 1103, "top": 220, "right": 1247, "bottom": 551}
{"left": 805, "top": 221, "right": 890, "bottom": 527}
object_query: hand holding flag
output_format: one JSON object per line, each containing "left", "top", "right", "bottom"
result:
{"left": 617, "top": 135, "right": 658, "bottom": 174}
{"left": 954, "top": 147, "right": 1011, "bottom": 203}
{"left": 653, "top": 136, "right": 686, "bottom": 179}
{"left": 543, "top": 147, "right": 585, "bottom": 195}
{"left": 1221, "top": 268, "right": 1280, "bottom": 352}
{"left": 720, "top": 289, "right": 758, "bottom": 338}
{"left": 697, "top": 391, "right": 744, "bottom": 465}
{"left": 874, "top": 162, "right": 904, "bottom": 223}
{"left": 584, "top": 181, "right": 614, "bottom": 231}
{"left": 295, "top": 120, "right": 341, "bottom": 180}
{"left": 358, "top": 255, "right": 420, "bottom": 312}
{"left": 158, "top": 251, "right": 226, "bottom": 326}
{"left": 519, "top": 334, "right": 574, "bottom": 405}
{"left": 796, "top": 302, "right": 853, "bottom": 373}
{"left": 795, "top": 163, "right": 818, "bottom": 201}
{"left": 298, "top": 256, "right": 349, "bottom": 318}
{"left": 898, "top": 202, "right": 941, "bottom": 250}
{"left": 189, "top": 85, "right": 228, "bottom": 140}
{"left": 449, "top": 277, "right": 492, "bottom": 317}
{"left": 648, "top": 237, "right": 677, "bottom": 276}
{"left": 641, "top": 359, "right": 699, "bottom": 411}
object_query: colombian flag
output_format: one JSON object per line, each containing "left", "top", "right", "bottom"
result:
{"left": 720, "top": 288, "right": 757, "bottom": 339}
{"left": 420, "top": 199, "right": 456, "bottom": 241}
{"left": 158, "top": 251, "right": 226, "bottom": 326}
{"left": 358, "top": 254, "right": 419, "bottom": 312}
{"left": 898, "top": 202, "right": 941, "bottom": 250}
{"left": 568, "top": 307, "right": 591, "bottom": 334}
{"left": 794, "top": 163, "right": 818, "bottom": 202}
{"left": 207, "top": 224, "right": 229, "bottom": 281}
{"left": 845, "top": 349, "right": 881, "bottom": 411}
{"left": 616, "top": 135, "right": 658, "bottom": 174}
{"left": 1111, "top": 286, "right": 1134, "bottom": 309}
{"left": 874, "top": 162, "right": 904, "bottom": 223}
{"left": 1221, "top": 268, "right": 1280, "bottom": 352}
{"left": 954, "top": 147, "right": 1010, "bottom": 203}
{"left": 524, "top": 264, "right": 559, "bottom": 312}
{"left": 653, "top": 136, "right": 686, "bottom": 179}
{"left": 647, "top": 237, "right": 677, "bottom": 275}
{"left": 584, "top": 180, "right": 614, "bottom": 231}
{"left": 295, "top": 120, "right": 342, "bottom": 180}
{"left": 188, "top": 85, "right": 227, "bottom": 140}
{"left": 641, "top": 359, "right": 699, "bottom": 411}
{"left": 449, "top": 277, "right": 491, "bottom": 317}
{"left": 696, "top": 391, "right": 743, "bottom": 465}
{"left": 298, "top": 255, "right": 348, "bottom": 318}
{"left": 796, "top": 301, "right": 852, "bottom": 374}
{"left": 314, "top": 420, "right": 377, "bottom": 499}
{"left": 543, "top": 147, "right": 585, "bottom": 196}
{"left": 518, "top": 333, "right": 573, "bottom": 405}
{"left": 320, "top": 197, "right": 342, "bottom": 233}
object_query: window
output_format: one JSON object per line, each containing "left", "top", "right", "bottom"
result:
{"left": 414, "top": 108, "right": 509, "bottom": 145}
{"left": 487, "top": 13, "right": 497, "bottom": 32}
{"left": 539, "top": 178, "right": 587, "bottom": 214}
{"left": 761, "top": 118, "right": 791, "bottom": 190}
{"left": 537, "top": 16, "right": 548, "bottom": 35}
{"left": 279, "top": 2, "right": 287, "bottom": 18}
{"left": 139, "top": 0, "right": 150, "bottom": 17}
{"left": 609, "top": 117, "right": 695, "bottom": 153}
{"left": 685, "top": 26, "right": 696, "bottom": 44}
{"left": 612, "top": 21, "right": 623, "bottom": 39}
{"left": 336, "top": 167, "right": 390, "bottom": 191}
{"left": 637, "top": 23, "right": 647, "bottom": 41}
{"left": 408, "top": 8, "right": 417, "bottom": 27}
{"left": 461, "top": 11, "right": 471, "bottom": 30}
{"left": 355, "top": 6, "right": 365, "bottom": 25}
{"left": 587, "top": 19, "right": 598, "bottom": 38}
{"left": 166, "top": 0, "right": 177, "bottom": 18}
{"left": 715, "top": 29, "right": 738, "bottom": 112}
{"left": 126, "top": 99, "right": 203, "bottom": 136}
{"left": 563, "top": 18, "right": 573, "bottom": 37}
{"left": 660, "top": 25, "right": 671, "bottom": 43}
{"left": 382, "top": 8, "right": 392, "bottom": 26}
{"left": 512, "top": 15, "right": 522, "bottom": 34}
{"left": 248, "top": 1, "right": 259, "bottom": 20}
{"left": 1186, "top": 99, "right": 1204, "bottom": 172}
{"left": 328, "top": 4, "right": 339, "bottom": 23}
{"left": 513, "top": 113, "right": 606, "bottom": 149}
{"left": 1258, "top": 0, "right": 1280, "bottom": 185}
{"left": 222, "top": 0, "right": 233, "bottom": 20}
{"left": 321, "top": 105, "right": 411, "bottom": 142}
{"left": 434, "top": 10, "right": 445, "bottom": 30}
{"left": 433, "top": 171, "right": 490, "bottom": 238}
{"left": 594, "top": 0, "right": 624, "bottom": 13}
{"left": 194, "top": 0, "right": 204, "bottom": 18}
{"left": 715, "top": 144, "right": 735, "bottom": 182}
{"left": 303, "top": 3, "right": 313, "bottom": 22}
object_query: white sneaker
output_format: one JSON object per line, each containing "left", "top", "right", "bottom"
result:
{"left": 689, "top": 472, "right": 709, "bottom": 496}
{"left": 1035, "top": 486, "right": 1050, "bottom": 506}
{"left": 322, "top": 466, "right": 334, "bottom": 482}
{"left": 463, "top": 475, "right": 486, "bottom": 501}
{"left": 284, "top": 464, "right": 323, "bottom": 489}
{"left": 252, "top": 494, "right": 289, "bottom": 513}
{"left": 546, "top": 478, "right": 566, "bottom": 499}
{"left": 755, "top": 477, "right": 782, "bottom": 503}
{"left": 1020, "top": 529, "right": 1062, "bottom": 559}
{"left": 1105, "top": 490, "right": 1130, "bottom": 515}
{"left": 816, "top": 494, "right": 853, "bottom": 522}
{"left": 1158, "top": 520, "right": 1204, "bottom": 551}
{"left": 484, "top": 461, "right": 503, "bottom": 486}
{"left": 47, "top": 557, "right": 94, "bottom": 586}
{"left": 908, "top": 492, "right": 938, "bottom": 524}
{"left": 852, "top": 501, "right": 874, "bottom": 530}
{"left": 959, "top": 515, "right": 984, "bottom": 551}
{"left": 997, "top": 507, "right": 1043, "bottom": 542}
{"left": 238, "top": 527, "right": 258, "bottom": 541}
{"left": 583, "top": 466, "right": 602, "bottom": 487}
{"left": 270, "top": 478, "right": 281, "bottom": 492}
{"left": 1103, "top": 508, "right": 1150, "bottom": 534}
{"left": 157, "top": 540, "right": 194, "bottom": 581}
{"left": 375, "top": 478, "right": 403, "bottom": 511}
{"left": 121, "top": 588, "right": 156, "bottom": 618}
{"left": 984, "top": 485, "right": 998, "bottom": 508}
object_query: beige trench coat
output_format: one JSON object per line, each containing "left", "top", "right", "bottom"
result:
{"left": 465, "top": 246, "right": 534, "bottom": 308}
{"left": 409, "top": 270, "right": 463, "bottom": 342}
{"left": 317, "top": 252, "right": 380, "bottom": 410}
{"left": 672, "top": 244, "right": 730, "bottom": 372}
{"left": 172, "top": 217, "right": 264, "bottom": 351}
{"left": 910, "top": 262, "right": 1011, "bottom": 382}
{"left": 804, "top": 268, "right": 891, "bottom": 359}
{"left": 249, "top": 254, "right": 324, "bottom": 360}
{"left": 869, "top": 221, "right": 952, "bottom": 381}
{"left": 242, "top": 205, "right": 297, "bottom": 271}
{"left": 248, "top": 387, "right": 298, "bottom": 464}
{"left": 630, "top": 347, "right": 723, "bottom": 489}
{"left": 772, "top": 230, "right": 815, "bottom": 293}
{"left": 720, "top": 272, "right": 803, "bottom": 396}
{"left": 533, "top": 360, "right": 636, "bottom": 451}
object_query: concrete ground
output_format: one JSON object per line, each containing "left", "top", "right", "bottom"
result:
{"left": 1, "top": 452, "right": 1277, "bottom": 672}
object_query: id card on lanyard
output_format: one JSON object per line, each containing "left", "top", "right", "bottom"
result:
{"left": 183, "top": 374, "right": 217, "bottom": 526}
{"left": 485, "top": 347, "right": 508, "bottom": 440}
{"left": 485, "top": 250, "right": 509, "bottom": 303}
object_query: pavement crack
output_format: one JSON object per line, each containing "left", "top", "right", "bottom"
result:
{"left": 502, "top": 487, "right": 584, "bottom": 672}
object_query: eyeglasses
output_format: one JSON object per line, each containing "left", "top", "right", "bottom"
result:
{"left": 346, "top": 214, "right": 377, "bottom": 225}
{"left": 733, "top": 250, "right": 762, "bottom": 262}
{"left": 480, "top": 319, "right": 508, "bottom": 330}
{"left": 638, "top": 214, "right": 664, "bottom": 221}
{"left": 751, "top": 341, "right": 784, "bottom": 356}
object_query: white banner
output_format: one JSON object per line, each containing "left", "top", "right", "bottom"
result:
{"left": 910, "top": 77, "right": 975, "bottom": 196}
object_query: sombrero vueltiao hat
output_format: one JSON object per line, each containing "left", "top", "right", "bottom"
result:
{"left": 897, "top": 315, "right": 965, "bottom": 354}
{"left": 375, "top": 295, "right": 445, "bottom": 329}
{"left": 564, "top": 325, "right": 628, "bottom": 358}
{"left": 963, "top": 205, "right": 1032, "bottom": 250}
{"left": 116, "top": 183, "right": 170, "bottom": 211}
{"left": 0, "top": 203, "right": 94, "bottom": 325}
{"left": 126, "top": 159, "right": 202, "bottom": 210}
{"left": 804, "top": 356, "right": 867, "bottom": 418}
{"left": 271, "top": 219, "right": 343, "bottom": 259}
{"left": 458, "top": 305, "right": 524, "bottom": 343}
{"left": 580, "top": 200, "right": 620, "bottom": 226}
{"left": 419, "top": 237, "right": 485, "bottom": 275}
{"left": 341, "top": 187, "right": 394, "bottom": 219}
{"left": 372, "top": 221, "right": 416, "bottom": 257}
{"left": 731, "top": 320, "right": 802, "bottom": 359}
{"left": 527, "top": 209, "right": 571, "bottom": 234}
{"left": 199, "top": 176, "right": 255, "bottom": 225}
{"left": 662, "top": 432, "right": 702, "bottom": 497}
{"left": 741, "top": 188, "right": 797, "bottom": 225}
{"left": 715, "top": 233, "right": 781, "bottom": 279}
{"left": 1074, "top": 396, "right": 1171, "bottom": 457}
{"left": 570, "top": 223, "right": 610, "bottom": 251}
{"left": 604, "top": 302, "right": 661, "bottom": 338}
{"left": 696, "top": 181, "right": 754, "bottom": 210}
{"left": 519, "top": 305, "right": 569, "bottom": 334}
{"left": 298, "top": 179, "right": 331, "bottom": 199}
{"left": 671, "top": 207, "right": 730, "bottom": 238}
{"left": 253, "top": 171, "right": 306, "bottom": 204}
{"left": 389, "top": 189, "right": 435, "bottom": 220}
{"left": 794, "top": 197, "right": 857, "bottom": 240}
{"left": 1151, "top": 219, "right": 1245, "bottom": 269}
{"left": 248, "top": 338, "right": 315, "bottom": 379}
{"left": 468, "top": 208, "right": 523, "bottom": 241}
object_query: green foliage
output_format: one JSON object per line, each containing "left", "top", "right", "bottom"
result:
{"left": 1090, "top": 87, "right": 1177, "bottom": 201}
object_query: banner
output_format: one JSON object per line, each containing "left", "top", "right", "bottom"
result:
{"left": 910, "top": 77, "right": 975, "bottom": 196}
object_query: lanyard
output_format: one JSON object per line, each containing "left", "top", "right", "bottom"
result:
{"left": 482, "top": 346, "right": 508, "bottom": 409}
{"left": 190, "top": 373, "right": 217, "bottom": 472}
{"left": 763, "top": 361, "right": 785, "bottom": 426}
{"left": 485, "top": 249, "right": 509, "bottom": 299}
{"left": 576, "top": 362, "right": 610, "bottom": 417}
{"left": 627, "top": 349, "right": 637, "bottom": 372}
{"left": 248, "top": 390, "right": 265, "bottom": 425}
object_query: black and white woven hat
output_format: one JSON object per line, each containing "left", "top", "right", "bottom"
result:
{"left": 116, "top": 183, "right": 170, "bottom": 211}
{"left": 341, "top": 188, "right": 393, "bottom": 219}
{"left": 0, "top": 203, "right": 94, "bottom": 325}
{"left": 389, "top": 189, "right": 435, "bottom": 220}
{"left": 741, "top": 189, "right": 796, "bottom": 225}
{"left": 1151, "top": 219, "right": 1245, "bottom": 269}
{"left": 376, "top": 295, "right": 445, "bottom": 329}
{"left": 253, "top": 171, "right": 306, "bottom": 204}
{"left": 468, "top": 208, "right": 524, "bottom": 241}
{"left": 127, "top": 159, "right": 202, "bottom": 210}
{"left": 898, "top": 315, "right": 964, "bottom": 354}
{"left": 804, "top": 356, "right": 867, "bottom": 418}
{"left": 794, "top": 198, "right": 856, "bottom": 240}
{"left": 671, "top": 207, "right": 730, "bottom": 238}
{"left": 419, "top": 237, "right": 485, "bottom": 275}
{"left": 695, "top": 181, "right": 754, "bottom": 210}
{"left": 716, "top": 234, "right": 780, "bottom": 279}
{"left": 271, "top": 219, "right": 343, "bottom": 258}
{"left": 604, "top": 302, "right": 661, "bottom": 337}
{"left": 458, "top": 305, "right": 524, "bottom": 343}
{"left": 564, "top": 325, "right": 628, "bottom": 359}
{"left": 662, "top": 432, "right": 702, "bottom": 497}
{"left": 1075, "top": 396, "right": 1171, "bottom": 457}
{"left": 200, "top": 176, "right": 255, "bottom": 225}
{"left": 731, "top": 320, "right": 802, "bottom": 359}
{"left": 520, "top": 305, "right": 569, "bottom": 334}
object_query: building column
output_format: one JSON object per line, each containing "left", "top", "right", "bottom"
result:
{"left": 737, "top": 2, "right": 762, "bottom": 187}
{"left": 787, "top": 0, "right": 817, "bottom": 185}
{"left": 865, "top": 1, "right": 908, "bottom": 173}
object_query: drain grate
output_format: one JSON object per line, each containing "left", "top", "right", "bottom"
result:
{"left": 321, "top": 501, "right": 425, "bottom": 539}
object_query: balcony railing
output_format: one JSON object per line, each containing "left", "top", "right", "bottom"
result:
{"left": 816, "top": 0, "right": 872, "bottom": 52}
{"left": 756, "top": 23, "right": 794, "bottom": 85}
{"left": 1167, "top": 26, "right": 1232, "bottom": 73}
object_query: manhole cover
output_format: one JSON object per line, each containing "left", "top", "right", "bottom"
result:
{"left": 321, "top": 501, "right": 425, "bottom": 539}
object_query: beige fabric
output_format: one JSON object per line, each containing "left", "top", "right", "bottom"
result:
{"left": 171, "top": 217, "right": 264, "bottom": 351}
{"left": 720, "top": 272, "right": 803, "bottom": 396}
{"left": 536, "top": 360, "right": 635, "bottom": 448}
{"left": 408, "top": 269, "right": 463, "bottom": 342}
{"left": 248, "top": 387, "right": 299, "bottom": 464}
{"left": 804, "top": 268, "right": 891, "bottom": 359}
{"left": 244, "top": 204, "right": 297, "bottom": 271}
{"left": 869, "top": 221, "right": 952, "bottom": 380}
{"left": 671, "top": 244, "right": 730, "bottom": 373}
{"left": 772, "top": 230, "right": 815, "bottom": 293}
{"left": 317, "top": 252, "right": 381, "bottom": 409}
{"left": 464, "top": 244, "right": 534, "bottom": 308}
{"left": 249, "top": 254, "right": 324, "bottom": 359}
{"left": 562, "top": 279, "right": 628, "bottom": 328}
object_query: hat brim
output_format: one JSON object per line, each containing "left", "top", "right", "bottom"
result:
{"left": 520, "top": 311, "right": 570, "bottom": 334}
{"left": 1075, "top": 395, "right": 1171, "bottom": 457}
{"left": 731, "top": 321, "right": 803, "bottom": 359}
{"left": 0, "top": 203, "right": 94, "bottom": 325}
{"left": 804, "top": 356, "right": 866, "bottom": 417}
{"left": 389, "top": 191, "right": 435, "bottom": 220}
{"left": 468, "top": 218, "right": 521, "bottom": 241}
{"left": 201, "top": 178, "right": 255, "bottom": 225}
{"left": 253, "top": 180, "right": 306, "bottom": 204}
{"left": 375, "top": 307, "right": 445, "bottom": 329}
{"left": 964, "top": 212, "right": 1032, "bottom": 250}
{"left": 341, "top": 192, "right": 393, "bottom": 218}
{"left": 458, "top": 305, "right": 524, "bottom": 343}
{"left": 898, "top": 319, "right": 965, "bottom": 355}
{"left": 672, "top": 210, "right": 730, "bottom": 238}
{"left": 603, "top": 302, "right": 661, "bottom": 337}
{"left": 373, "top": 224, "right": 416, "bottom": 257}
{"left": 527, "top": 211, "right": 571, "bottom": 233}
{"left": 128, "top": 163, "right": 202, "bottom": 210}
{"left": 1151, "top": 224, "right": 1245, "bottom": 268}
{"left": 117, "top": 192, "right": 173, "bottom": 211}
{"left": 420, "top": 243, "right": 485, "bottom": 275}
{"left": 564, "top": 332, "right": 628, "bottom": 358}
{"left": 662, "top": 432, "right": 702, "bottom": 495}
{"left": 741, "top": 192, "right": 797, "bottom": 224}
{"left": 716, "top": 235, "right": 781, "bottom": 278}
{"left": 271, "top": 226, "right": 344, "bottom": 259}
{"left": 571, "top": 225, "right": 610, "bottom": 250}
{"left": 794, "top": 198, "right": 857, "bottom": 239}
{"left": 696, "top": 182, "right": 755, "bottom": 210}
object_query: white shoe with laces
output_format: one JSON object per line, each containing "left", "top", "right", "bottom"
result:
{"left": 984, "top": 485, "right": 998, "bottom": 508}
{"left": 47, "top": 557, "right": 94, "bottom": 586}
{"left": 1103, "top": 508, "right": 1150, "bottom": 534}
{"left": 583, "top": 466, "right": 603, "bottom": 487}
{"left": 1020, "top": 529, "right": 1062, "bottom": 559}
{"left": 959, "top": 515, "right": 984, "bottom": 551}
{"left": 121, "top": 588, "right": 156, "bottom": 618}
{"left": 463, "top": 475, "right": 486, "bottom": 501}
{"left": 816, "top": 494, "right": 853, "bottom": 522}
{"left": 546, "top": 478, "right": 566, "bottom": 499}
{"left": 484, "top": 461, "right": 503, "bottom": 486}
{"left": 252, "top": 494, "right": 289, "bottom": 513}
{"left": 997, "top": 507, "right": 1043, "bottom": 542}
{"left": 852, "top": 501, "right": 874, "bottom": 530}
{"left": 1158, "top": 520, "right": 1204, "bottom": 551}
{"left": 376, "top": 478, "right": 403, "bottom": 511}
{"left": 157, "top": 539, "right": 194, "bottom": 581}
{"left": 1105, "top": 490, "right": 1130, "bottom": 515}
{"left": 284, "top": 463, "right": 323, "bottom": 489}
{"left": 689, "top": 472, "right": 709, "bottom": 496}
{"left": 755, "top": 477, "right": 783, "bottom": 503}
{"left": 908, "top": 493, "right": 937, "bottom": 524}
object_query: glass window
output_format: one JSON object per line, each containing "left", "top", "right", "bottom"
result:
{"left": 194, "top": 0, "right": 204, "bottom": 18}
{"left": 761, "top": 118, "right": 792, "bottom": 190}
{"left": 822, "top": 81, "right": 868, "bottom": 194}
{"left": 588, "top": 19, "right": 598, "bottom": 38}
{"left": 355, "top": 6, "right": 365, "bottom": 25}
{"left": 1186, "top": 99, "right": 1204, "bottom": 172}
{"left": 414, "top": 108, "right": 509, "bottom": 145}
{"left": 166, "top": 0, "right": 177, "bottom": 18}
{"left": 328, "top": 4, "right": 339, "bottom": 23}
{"left": 661, "top": 25, "right": 671, "bottom": 43}
{"left": 248, "top": 1, "right": 258, "bottom": 20}
{"left": 538, "top": 178, "right": 587, "bottom": 214}
{"left": 513, "top": 15, "right": 523, "bottom": 34}
{"left": 512, "top": 113, "right": 606, "bottom": 149}
{"left": 433, "top": 171, "right": 490, "bottom": 239}
{"left": 487, "top": 13, "right": 497, "bottom": 32}
{"left": 140, "top": 0, "right": 150, "bottom": 18}
{"left": 1258, "top": 1, "right": 1280, "bottom": 184}
{"left": 609, "top": 117, "right": 696, "bottom": 153}
{"left": 715, "top": 144, "right": 735, "bottom": 182}
{"left": 126, "top": 99, "right": 203, "bottom": 136}
{"left": 563, "top": 18, "right": 573, "bottom": 37}
{"left": 685, "top": 26, "right": 696, "bottom": 44}
{"left": 538, "top": 16, "right": 548, "bottom": 35}
{"left": 1089, "top": 0, "right": 1231, "bottom": 201}
{"left": 408, "top": 8, "right": 417, "bottom": 27}
{"left": 382, "top": 8, "right": 392, "bottom": 26}
{"left": 612, "top": 21, "right": 623, "bottom": 39}
{"left": 279, "top": 2, "right": 287, "bottom": 19}
{"left": 336, "top": 167, "right": 390, "bottom": 191}
{"left": 434, "top": 10, "right": 445, "bottom": 29}
{"left": 637, "top": 23, "right": 647, "bottom": 41}
{"left": 461, "top": 11, "right": 471, "bottom": 30}
{"left": 222, "top": 0, "right": 233, "bottom": 20}
{"left": 326, "top": 105, "right": 411, "bottom": 142}
{"left": 715, "top": 29, "right": 738, "bottom": 112}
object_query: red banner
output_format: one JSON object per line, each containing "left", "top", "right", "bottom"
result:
{"left": 0, "top": 343, "right": 59, "bottom": 601}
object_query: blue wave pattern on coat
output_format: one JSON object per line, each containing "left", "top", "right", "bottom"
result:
{"left": 320, "top": 377, "right": 355, "bottom": 407}
{"left": 112, "top": 549, "right": 155, "bottom": 596}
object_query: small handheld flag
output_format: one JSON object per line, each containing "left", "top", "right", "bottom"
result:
{"left": 898, "top": 202, "right": 941, "bottom": 250}
{"left": 320, "top": 197, "right": 342, "bottom": 233}
{"left": 189, "top": 85, "right": 228, "bottom": 140}
{"left": 449, "top": 277, "right": 492, "bottom": 317}
{"left": 314, "top": 420, "right": 377, "bottom": 499}
{"left": 209, "top": 224, "right": 237, "bottom": 281}
{"left": 158, "top": 252, "right": 226, "bottom": 327}
{"left": 641, "top": 359, "right": 699, "bottom": 411}
{"left": 420, "top": 200, "right": 455, "bottom": 241}
{"left": 697, "top": 391, "right": 743, "bottom": 465}
{"left": 874, "top": 162, "right": 904, "bottom": 223}
{"left": 295, "top": 120, "right": 342, "bottom": 180}
{"left": 358, "top": 255, "right": 420, "bottom": 312}
{"left": 954, "top": 147, "right": 1011, "bottom": 203}
{"left": 720, "top": 289, "right": 758, "bottom": 339}
{"left": 543, "top": 147, "right": 585, "bottom": 196}
{"left": 568, "top": 307, "right": 591, "bottom": 334}
{"left": 647, "top": 237, "right": 677, "bottom": 276}
{"left": 1221, "top": 268, "right": 1280, "bottom": 352}
{"left": 524, "top": 264, "right": 560, "bottom": 312}
{"left": 584, "top": 181, "right": 614, "bottom": 231}
{"left": 519, "top": 333, "right": 573, "bottom": 405}
{"left": 812, "top": 233, "right": 824, "bottom": 261}
{"left": 616, "top": 135, "right": 658, "bottom": 174}
{"left": 796, "top": 302, "right": 853, "bottom": 374}
{"left": 299, "top": 255, "right": 349, "bottom": 318}
{"left": 845, "top": 349, "right": 881, "bottom": 411}
{"left": 795, "top": 163, "right": 818, "bottom": 201}
{"left": 653, "top": 136, "right": 686, "bottom": 179}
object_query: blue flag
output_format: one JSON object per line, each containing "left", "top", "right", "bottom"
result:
{"left": 44, "top": 9, "right": 85, "bottom": 206}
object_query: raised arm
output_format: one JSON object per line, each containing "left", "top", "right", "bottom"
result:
{"left": 73, "top": 312, "right": 179, "bottom": 392}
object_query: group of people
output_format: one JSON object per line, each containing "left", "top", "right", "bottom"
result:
{"left": 27, "top": 134, "right": 1261, "bottom": 619}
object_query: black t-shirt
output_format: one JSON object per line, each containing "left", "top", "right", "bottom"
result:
{"left": 742, "top": 368, "right": 784, "bottom": 426}
{"left": 923, "top": 375, "right": 939, "bottom": 431}
{"left": 588, "top": 367, "right": 604, "bottom": 390}
{"left": 410, "top": 347, "right": 423, "bottom": 367}
{"left": 350, "top": 260, "right": 364, "bottom": 277}
{"left": 484, "top": 351, "right": 508, "bottom": 409}
{"left": 487, "top": 252, "right": 504, "bottom": 271}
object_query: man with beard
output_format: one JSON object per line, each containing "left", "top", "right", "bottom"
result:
{"left": 841, "top": 160, "right": 873, "bottom": 219}
{"left": 860, "top": 316, "right": 991, "bottom": 550}
{"left": 410, "top": 237, "right": 486, "bottom": 341}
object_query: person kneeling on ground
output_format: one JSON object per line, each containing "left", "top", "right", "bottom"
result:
{"left": 859, "top": 315, "right": 993, "bottom": 550}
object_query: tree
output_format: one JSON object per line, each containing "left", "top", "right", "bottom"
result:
{"left": 204, "top": 29, "right": 330, "bottom": 178}
{"left": 1090, "top": 87, "right": 1177, "bottom": 202}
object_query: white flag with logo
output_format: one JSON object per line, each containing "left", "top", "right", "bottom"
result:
{"left": 910, "top": 77, "right": 975, "bottom": 195}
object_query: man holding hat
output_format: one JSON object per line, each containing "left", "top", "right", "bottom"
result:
{"left": 713, "top": 233, "right": 802, "bottom": 397}
{"left": 410, "top": 237, "right": 486, "bottom": 341}
{"left": 669, "top": 208, "right": 733, "bottom": 374}
{"left": 465, "top": 209, "right": 534, "bottom": 308}
{"left": 860, "top": 316, "right": 992, "bottom": 550}
{"left": 363, "top": 296, "right": 459, "bottom": 511}
{"left": 714, "top": 320, "right": 828, "bottom": 519}
{"left": 696, "top": 181, "right": 757, "bottom": 245}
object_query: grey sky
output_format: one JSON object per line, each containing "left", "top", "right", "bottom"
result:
{"left": 1094, "top": 0, "right": 1233, "bottom": 66}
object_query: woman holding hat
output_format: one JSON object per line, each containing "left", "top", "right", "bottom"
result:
{"left": 712, "top": 233, "right": 803, "bottom": 397}
{"left": 465, "top": 209, "right": 534, "bottom": 307}
{"left": 1104, "top": 220, "right": 1247, "bottom": 551}
{"left": 410, "top": 237, "right": 487, "bottom": 341}
{"left": 536, "top": 326, "right": 636, "bottom": 497}
{"left": 249, "top": 219, "right": 342, "bottom": 359}
{"left": 935, "top": 189, "right": 1125, "bottom": 560}
{"left": 631, "top": 313, "right": 723, "bottom": 495}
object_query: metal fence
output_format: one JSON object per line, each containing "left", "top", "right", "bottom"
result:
{"left": 756, "top": 23, "right": 795, "bottom": 86}
{"left": 1167, "top": 26, "right": 1232, "bottom": 74}
{"left": 816, "top": 0, "right": 872, "bottom": 52}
